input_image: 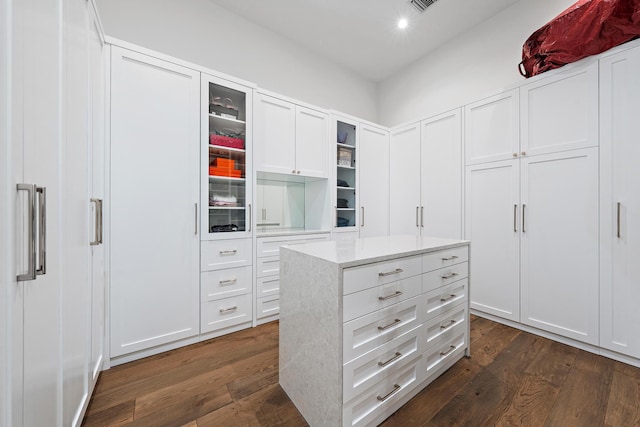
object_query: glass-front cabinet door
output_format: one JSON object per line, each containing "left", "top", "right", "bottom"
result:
{"left": 201, "top": 74, "right": 253, "bottom": 239}
{"left": 334, "top": 118, "right": 358, "bottom": 231}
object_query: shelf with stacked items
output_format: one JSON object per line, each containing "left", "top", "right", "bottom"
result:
{"left": 336, "top": 120, "right": 357, "bottom": 229}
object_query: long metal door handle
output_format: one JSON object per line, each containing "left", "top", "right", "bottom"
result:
{"left": 378, "top": 291, "right": 403, "bottom": 301}
{"left": 377, "top": 318, "right": 402, "bottom": 331}
{"left": 416, "top": 206, "right": 419, "bottom": 227}
{"left": 248, "top": 204, "right": 252, "bottom": 232}
{"left": 440, "top": 345, "right": 457, "bottom": 356}
{"left": 36, "top": 186, "right": 46, "bottom": 275}
{"left": 90, "top": 198, "right": 100, "bottom": 245}
{"left": 97, "top": 198, "right": 103, "bottom": 244}
{"left": 421, "top": 206, "right": 424, "bottom": 228}
{"left": 361, "top": 206, "right": 365, "bottom": 227}
{"left": 17, "top": 184, "right": 36, "bottom": 281}
{"left": 378, "top": 352, "right": 402, "bottom": 367}
{"left": 194, "top": 203, "right": 198, "bottom": 235}
{"left": 514, "top": 204, "right": 518, "bottom": 232}
{"left": 617, "top": 202, "right": 621, "bottom": 238}
{"left": 378, "top": 268, "right": 404, "bottom": 277}
{"left": 522, "top": 204, "right": 526, "bottom": 233}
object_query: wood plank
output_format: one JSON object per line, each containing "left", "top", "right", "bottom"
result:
{"left": 544, "top": 351, "right": 615, "bottom": 426}
{"left": 468, "top": 321, "right": 521, "bottom": 368}
{"left": 604, "top": 361, "right": 640, "bottom": 427}
{"left": 524, "top": 339, "right": 578, "bottom": 387}
{"left": 485, "top": 331, "right": 543, "bottom": 384}
{"left": 82, "top": 399, "right": 135, "bottom": 427}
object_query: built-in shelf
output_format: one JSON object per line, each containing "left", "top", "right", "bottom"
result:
{"left": 209, "top": 175, "right": 245, "bottom": 182}
{"left": 209, "top": 144, "right": 245, "bottom": 153}
{"left": 208, "top": 206, "right": 245, "bottom": 210}
{"left": 208, "top": 113, "right": 246, "bottom": 125}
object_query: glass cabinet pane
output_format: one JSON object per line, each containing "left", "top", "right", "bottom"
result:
{"left": 336, "top": 121, "right": 356, "bottom": 228}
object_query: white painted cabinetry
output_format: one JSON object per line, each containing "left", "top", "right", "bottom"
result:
{"left": 255, "top": 93, "right": 329, "bottom": 178}
{"left": 599, "top": 44, "right": 640, "bottom": 359}
{"left": 465, "top": 66, "right": 600, "bottom": 345}
{"left": 359, "top": 124, "right": 390, "bottom": 238}
{"left": 109, "top": 47, "right": 200, "bottom": 363}
{"left": 390, "top": 109, "right": 463, "bottom": 239}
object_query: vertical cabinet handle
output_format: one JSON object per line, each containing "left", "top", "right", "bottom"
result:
{"left": 90, "top": 198, "right": 103, "bottom": 246}
{"left": 513, "top": 204, "right": 518, "bottom": 232}
{"left": 17, "top": 184, "right": 36, "bottom": 281}
{"left": 617, "top": 202, "right": 621, "bottom": 239}
{"left": 16, "top": 184, "right": 46, "bottom": 281}
{"left": 421, "top": 206, "right": 424, "bottom": 228}
{"left": 361, "top": 206, "right": 365, "bottom": 227}
{"left": 522, "top": 204, "right": 526, "bottom": 233}
{"left": 248, "top": 204, "right": 252, "bottom": 232}
{"left": 416, "top": 206, "right": 419, "bottom": 228}
{"left": 36, "top": 187, "right": 46, "bottom": 275}
{"left": 194, "top": 203, "right": 198, "bottom": 235}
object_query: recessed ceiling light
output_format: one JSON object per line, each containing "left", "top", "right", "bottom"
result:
{"left": 398, "top": 18, "right": 408, "bottom": 29}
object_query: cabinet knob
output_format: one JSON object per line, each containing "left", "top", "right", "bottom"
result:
{"left": 521, "top": 151, "right": 526, "bottom": 156}
{"left": 296, "top": 170, "right": 301, "bottom": 174}
{"left": 292, "top": 170, "right": 296, "bottom": 174}
{"left": 513, "top": 153, "right": 518, "bottom": 158}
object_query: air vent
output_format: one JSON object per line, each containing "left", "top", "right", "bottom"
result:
{"left": 411, "top": 0, "right": 438, "bottom": 13}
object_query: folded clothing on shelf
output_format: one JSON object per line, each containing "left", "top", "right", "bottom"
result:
{"left": 209, "top": 157, "right": 242, "bottom": 178}
{"left": 211, "top": 224, "right": 239, "bottom": 232}
{"left": 337, "top": 198, "right": 349, "bottom": 208}
{"left": 337, "top": 179, "right": 349, "bottom": 187}
{"left": 337, "top": 217, "right": 350, "bottom": 227}
{"left": 210, "top": 134, "right": 244, "bottom": 150}
{"left": 210, "top": 193, "right": 238, "bottom": 207}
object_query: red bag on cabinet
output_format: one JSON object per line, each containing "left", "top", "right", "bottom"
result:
{"left": 519, "top": 0, "right": 640, "bottom": 78}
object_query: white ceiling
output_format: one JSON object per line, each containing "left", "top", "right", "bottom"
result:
{"left": 207, "top": 0, "right": 522, "bottom": 81}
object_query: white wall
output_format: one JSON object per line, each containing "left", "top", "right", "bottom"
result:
{"left": 378, "top": 0, "right": 575, "bottom": 127}
{"left": 95, "top": 0, "right": 378, "bottom": 122}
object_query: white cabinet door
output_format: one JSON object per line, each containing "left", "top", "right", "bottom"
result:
{"left": 421, "top": 109, "right": 462, "bottom": 239}
{"left": 389, "top": 123, "right": 421, "bottom": 236}
{"left": 520, "top": 148, "right": 599, "bottom": 345}
{"left": 254, "top": 94, "right": 296, "bottom": 175}
{"left": 359, "top": 124, "right": 389, "bottom": 238}
{"left": 464, "top": 89, "right": 519, "bottom": 165}
{"left": 295, "top": 106, "right": 329, "bottom": 178}
{"left": 465, "top": 160, "right": 520, "bottom": 322}
{"left": 521, "top": 62, "right": 598, "bottom": 157}
{"left": 110, "top": 47, "right": 200, "bottom": 359}
{"left": 600, "top": 45, "right": 640, "bottom": 358}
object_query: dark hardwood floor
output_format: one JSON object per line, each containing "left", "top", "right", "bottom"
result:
{"left": 82, "top": 316, "right": 640, "bottom": 426}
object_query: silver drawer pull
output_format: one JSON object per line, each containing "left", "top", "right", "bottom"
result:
{"left": 219, "top": 306, "right": 238, "bottom": 313}
{"left": 440, "top": 294, "right": 457, "bottom": 302}
{"left": 379, "top": 268, "right": 404, "bottom": 277}
{"left": 440, "top": 345, "right": 457, "bottom": 356}
{"left": 377, "top": 318, "right": 401, "bottom": 331}
{"left": 378, "top": 352, "right": 402, "bottom": 367}
{"left": 377, "top": 384, "right": 401, "bottom": 402}
{"left": 378, "top": 291, "right": 403, "bottom": 301}
{"left": 441, "top": 272, "right": 458, "bottom": 280}
{"left": 442, "top": 255, "right": 459, "bottom": 261}
{"left": 440, "top": 319, "right": 456, "bottom": 330}
{"left": 219, "top": 278, "right": 238, "bottom": 285}
{"left": 219, "top": 249, "right": 238, "bottom": 255}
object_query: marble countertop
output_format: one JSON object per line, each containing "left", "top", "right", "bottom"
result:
{"left": 281, "top": 234, "right": 469, "bottom": 268}
{"left": 255, "top": 227, "right": 330, "bottom": 238}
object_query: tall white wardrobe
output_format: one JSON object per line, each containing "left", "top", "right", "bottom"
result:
{"left": 2, "top": 0, "right": 106, "bottom": 426}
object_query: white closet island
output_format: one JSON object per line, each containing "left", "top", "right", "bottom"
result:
{"left": 279, "top": 235, "right": 470, "bottom": 427}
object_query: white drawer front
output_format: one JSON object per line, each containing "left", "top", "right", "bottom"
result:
{"left": 343, "top": 326, "right": 421, "bottom": 402}
{"left": 424, "top": 279, "right": 468, "bottom": 321}
{"left": 423, "top": 304, "right": 467, "bottom": 350}
{"left": 256, "top": 256, "right": 280, "bottom": 278}
{"left": 343, "top": 255, "right": 422, "bottom": 295}
{"left": 201, "top": 266, "right": 252, "bottom": 302}
{"left": 256, "top": 295, "right": 280, "bottom": 319}
{"left": 422, "top": 262, "right": 468, "bottom": 293}
{"left": 201, "top": 239, "right": 252, "bottom": 271}
{"left": 256, "top": 275, "right": 280, "bottom": 299}
{"left": 422, "top": 246, "right": 468, "bottom": 273}
{"left": 343, "top": 275, "right": 422, "bottom": 322}
{"left": 422, "top": 330, "right": 466, "bottom": 381}
{"left": 342, "top": 357, "right": 421, "bottom": 427}
{"left": 201, "top": 293, "right": 252, "bottom": 334}
{"left": 257, "top": 233, "right": 330, "bottom": 258}
{"left": 343, "top": 296, "right": 422, "bottom": 363}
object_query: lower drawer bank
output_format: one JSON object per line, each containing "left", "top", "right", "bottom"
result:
{"left": 279, "top": 235, "right": 470, "bottom": 427}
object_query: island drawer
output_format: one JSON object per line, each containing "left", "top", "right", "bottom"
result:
{"left": 343, "top": 255, "right": 422, "bottom": 295}
{"left": 343, "top": 296, "right": 422, "bottom": 363}
{"left": 256, "top": 256, "right": 280, "bottom": 278}
{"left": 423, "top": 303, "right": 467, "bottom": 350}
{"left": 256, "top": 275, "right": 280, "bottom": 299}
{"left": 422, "top": 246, "right": 468, "bottom": 273}
{"left": 422, "top": 330, "right": 466, "bottom": 382}
{"left": 256, "top": 295, "right": 279, "bottom": 320}
{"left": 423, "top": 279, "right": 468, "bottom": 321}
{"left": 343, "top": 326, "right": 421, "bottom": 402}
{"left": 422, "top": 262, "right": 468, "bottom": 293}
{"left": 201, "top": 266, "right": 252, "bottom": 302}
{"left": 343, "top": 274, "right": 422, "bottom": 322}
